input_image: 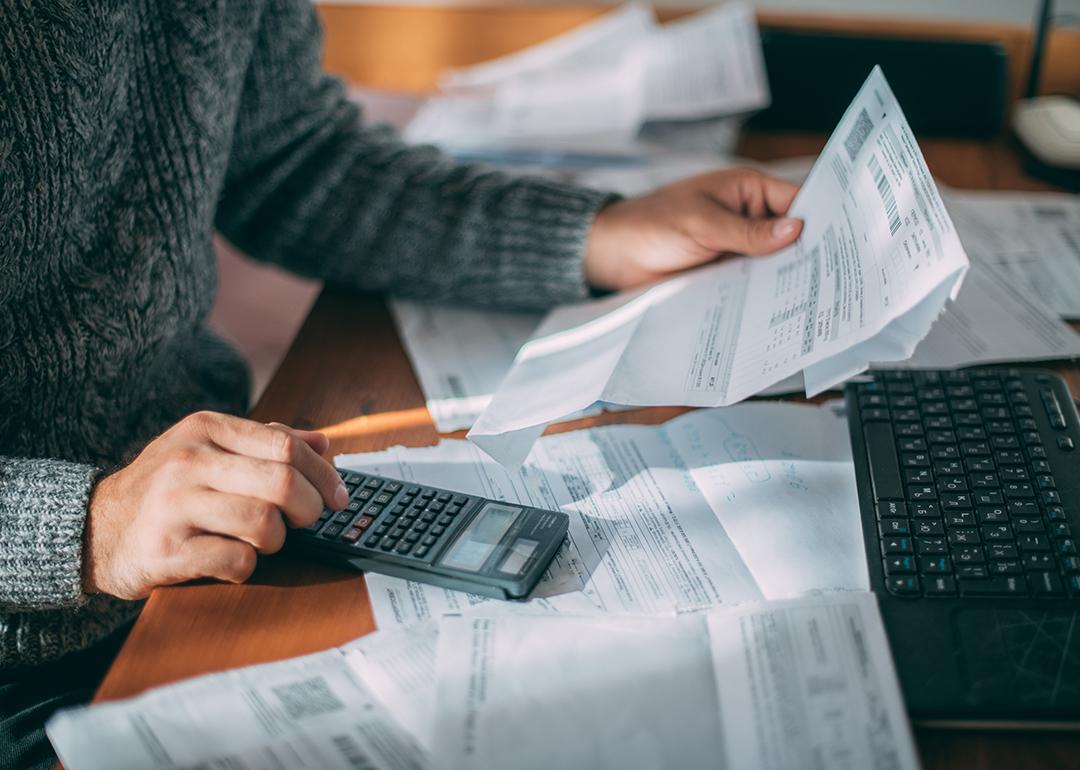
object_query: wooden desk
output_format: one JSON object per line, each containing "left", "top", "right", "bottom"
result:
{"left": 93, "top": 132, "right": 1080, "bottom": 769}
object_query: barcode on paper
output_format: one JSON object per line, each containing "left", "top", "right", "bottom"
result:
{"left": 271, "top": 677, "right": 345, "bottom": 719}
{"left": 843, "top": 108, "right": 874, "bottom": 162}
{"left": 868, "top": 153, "right": 901, "bottom": 236}
{"left": 331, "top": 734, "right": 378, "bottom": 770}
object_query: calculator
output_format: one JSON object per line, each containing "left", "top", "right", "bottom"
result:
{"left": 286, "top": 468, "right": 570, "bottom": 600}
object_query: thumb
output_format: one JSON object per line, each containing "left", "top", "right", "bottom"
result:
{"left": 710, "top": 208, "right": 803, "bottom": 256}
{"left": 267, "top": 422, "right": 330, "bottom": 456}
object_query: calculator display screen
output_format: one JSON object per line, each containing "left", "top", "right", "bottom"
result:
{"left": 440, "top": 503, "right": 521, "bottom": 573}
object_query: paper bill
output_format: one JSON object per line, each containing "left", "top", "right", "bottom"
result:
{"left": 469, "top": 66, "right": 970, "bottom": 466}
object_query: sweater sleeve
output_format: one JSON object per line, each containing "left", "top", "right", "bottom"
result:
{"left": 214, "top": 0, "right": 615, "bottom": 310}
{"left": 0, "top": 457, "right": 96, "bottom": 611}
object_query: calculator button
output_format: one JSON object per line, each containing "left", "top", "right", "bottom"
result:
{"left": 422, "top": 535, "right": 438, "bottom": 546}
{"left": 365, "top": 479, "right": 381, "bottom": 489}
{"left": 415, "top": 546, "right": 430, "bottom": 558}
{"left": 374, "top": 493, "right": 393, "bottom": 504}
{"left": 399, "top": 496, "right": 414, "bottom": 507}
{"left": 380, "top": 539, "right": 396, "bottom": 551}
{"left": 322, "top": 524, "right": 343, "bottom": 538}
{"left": 420, "top": 512, "right": 437, "bottom": 523}
{"left": 428, "top": 502, "right": 445, "bottom": 513}
{"left": 421, "top": 490, "right": 436, "bottom": 499}
{"left": 438, "top": 515, "right": 454, "bottom": 527}
{"left": 346, "top": 500, "right": 363, "bottom": 513}
{"left": 384, "top": 482, "right": 402, "bottom": 493}
{"left": 414, "top": 521, "right": 429, "bottom": 532}
{"left": 332, "top": 511, "right": 354, "bottom": 525}
{"left": 406, "top": 486, "right": 421, "bottom": 495}
{"left": 341, "top": 527, "right": 363, "bottom": 543}
{"left": 432, "top": 525, "right": 446, "bottom": 536}
{"left": 437, "top": 493, "right": 452, "bottom": 503}
{"left": 355, "top": 515, "right": 374, "bottom": 530}
{"left": 363, "top": 504, "right": 383, "bottom": 516}
{"left": 395, "top": 541, "right": 412, "bottom": 554}
{"left": 356, "top": 489, "right": 374, "bottom": 501}
{"left": 404, "top": 532, "right": 420, "bottom": 543}
{"left": 343, "top": 472, "right": 363, "bottom": 485}
{"left": 364, "top": 535, "right": 381, "bottom": 549}
{"left": 452, "top": 495, "right": 468, "bottom": 505}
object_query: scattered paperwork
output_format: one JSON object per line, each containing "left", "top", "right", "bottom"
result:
{"left": 468, "top": 66, "right": 970, "bottom": 466}
{"left": 405, "top": 2, "right": 768, "bottom": 154}
{"left": 337, "top": 401, "right": 866, "bottom": 631}
{"left": 47, "top": 594, "right": 918, "bottom": 770}
{"left": 47, "top": 649, "right": 425, "bottom": 770}
{"left": 432, "top": 593, "right": 917, "bottom": 770}
{"left": 944, "top": 190, "right": 1080, "bottom": 320}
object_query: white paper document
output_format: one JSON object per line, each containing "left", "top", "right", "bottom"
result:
{"left": 707, "top": 592, "right": 919, "bottom": 770}
{"left": 944, "top": 190, "right": 1080, "bottom": 320}
{"left": 338, "top": 401, "right": 866, "bottom": 632}
{"left": 431, "top": 593, "right": 917, "bottom": 770}
{"left": 47, "top": 649, "right": 425, "bottom": 770}
{"left": 468, "top": 66, "right": 970, "bottom": 466}
{"left": 406, "top": 3, "right": 768, "bottom": 152}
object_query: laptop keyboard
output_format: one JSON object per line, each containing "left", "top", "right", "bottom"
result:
{"left": 850, "top": 369, "right": 1079, "bottom": 599}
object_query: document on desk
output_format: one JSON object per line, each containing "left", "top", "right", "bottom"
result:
{"left": 407, "top": 2, "right": 769, "bottom": 152}
{"left": 707, "top": 592, "right": 919, "bottom": 770}
{"left": 431, "top": 593, "right": 917, "bottom": 770}
{"left": 338, "top": 401, "right": 866, "bottom": 632}
{"left": 944, "top": 190, "right": 1080, "bottom": 320}
{"left": 468, "top": 66, "right": 970, "bottom": 466}
{"left": 47, "top": 649, "right": 425, "bottom": 770}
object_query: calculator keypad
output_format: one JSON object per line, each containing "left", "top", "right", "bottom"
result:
{"left": 304, "top": 471, "right": 475, "bottom": 560}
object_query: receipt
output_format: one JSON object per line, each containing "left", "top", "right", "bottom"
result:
{"left": 338, "top": 401, "right": 866, "bottom": 632}
{"left": 407, "top": 2, "right": 769, "bottom": 153}
{"left": 708, "top": 592, "right": 919, "bottom": 770}
{"left": 944, "top": 190, "right": 1080, "bottom": 320}
{"left": 431, "top": 594, "right": 918, "bottom": 770}
{"left": 47, "top": 650, "right": 425, "bottom": 770}
{"left": 469, "top": 66, "right": 969, "bottom": 466}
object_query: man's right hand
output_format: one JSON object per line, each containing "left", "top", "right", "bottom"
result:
{"left": 83, "top": 411, "right": 348, "bottom": 600}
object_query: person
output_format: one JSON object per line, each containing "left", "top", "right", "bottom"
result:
{"left": 0, "top": 2, "right": 802, "bottom": 766}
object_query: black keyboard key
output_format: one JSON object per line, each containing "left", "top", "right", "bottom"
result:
{"left": 881, "top": 537, "right": 913, "bottom": 554}
{"left": 899, "top": 438, "right": 928, "bottom": 452}
{"left": 863, "top": 408, "right": 891, "bottom": 421}
{"left": 864, "top": 422, "right": 905, "bottom": 500}
{"left": 969, "top": 473, "right": 999, "bottom": 489}
{"left": 1061, "top": 557, "right": 1080, "bottom": 573}
{"left": 1013, "top": 517, "right": 1044, "bottom": 534}
{"left": 976, "top": 506, "right": 1008, "bottom": 524}
{"left": 959, "top": 576, "right": 1026, "bottom": 597}
{"left": 924, "top": 575, "right": 956, "bottom": 596}
{"left": 938, "top": 476, "right": 968, "bottom": 493}
{"left": 1003, "top": 482, "right": 1034, "bottom": 499}
{"left": 925, "top": 416, "right": 953, "bottom": 430}
{"left": 1058, "top": 539, "right": 1078, "bottom": 556}
{"left": 886, "top": 576, "right": 920, "bottom": 596}
{"left": 945, "top": 512, "right": 976, "bottom": 528}
{"left": 1047, "top": 506, "right": 1068, "bottom": 521}
{"left": 957, "top": 565, "right": 989, "bottom": 579}
{"left": 988, "top": 543, "right": 1019, "bottom": 560}
{"left": 952, "top": 546, "right": 986, "bottom": 564}
{"left": 999, "top": 467, "right": 1028, "bottom": 482}
{"left": 962, "top": 442, "right": 991, "bottom": 457}
{"left": 1007, "top": 500, "right": 1039, "bottom": 516}
{"left": 919, "top": 555, "right": 951, "bottom": 574}
{"left": 917, "top": 537, "right": 948, "bottom": 554}
{"left": 1031, "top": 572, "right": 1064, "bottom": 597}
{"left": 904, "top": 469, "right": 933, "bottom": 484}
{"left": 884, "top": 556, "right": 916, "bottom": 574}
{"left": 914, "top": 520, "right": 945, "bottom": 536}
{"left": 909, "top": 485, "right": 937, "bottom": 500}
{"left": 911, "top": 502, "right": 941, "bottom": 518}
{"left": 995, "top": 450, "right": 1024, "bottom": 465}
{"left": 942, "top": 492, "right": 974, "bottom": 510}
{"left": 936, "top": 461, "right": 964, "bottom": 476}
{"left": 989, "top": 560, "right": 1023, "bottom": 575}
{"left": 1068, "top": 575, "right": 1080, "bottom": 597}
{"left": 981, "top": 524, "right": 1013, "bottom": 541}
{"left": 1036, "top": 474, "right": 1056, "bottom": 490}
{"left": 965, "top": 458, "right": 995, "bottom": 473}
{"left": 931, "top": 445, "right": 961, "bottom": 461}
{"left": 973, "top": 491, "right": 1003, "bottom": 506}
{"left": 949, "top": 528, "right": 980, "bottom": 545}
{"left": 1051, "top": 522, "right": 1072, "bottom": 539}
{"left": 1018, "top": 534, "right": 1051, "bottom": 552}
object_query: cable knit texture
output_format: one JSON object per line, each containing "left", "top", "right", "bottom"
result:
{"left": 0, "top": 0, "right": 610, "bottom": 668}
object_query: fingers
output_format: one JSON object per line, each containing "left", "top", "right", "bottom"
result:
{"left": 189, "top": 412, "right": 346, "bottom": 510}
{"left": 178, "top": 534, "right": 258, "bottom": 585}
{"left": 188, "top": 491, "right": 288, "bottom": 554}
{"left": 196, "top": 450, "right": 325, "bottom": 528}
{"left": 695, "top": 205, "right": 803, "bottom": 257}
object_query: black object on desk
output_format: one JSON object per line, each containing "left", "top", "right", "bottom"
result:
{"left": 288, "top": 470, "right": 569, "bottom": 600}
{"left": 750, "top": 28, "right": 1008, "bottom": 138}
{"left": 847, "top": 368, "right": 1080, "bottom": 725}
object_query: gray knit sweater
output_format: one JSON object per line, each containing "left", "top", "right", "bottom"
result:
{"left": 0, "top": 0, "right": 609, "bottom": 668}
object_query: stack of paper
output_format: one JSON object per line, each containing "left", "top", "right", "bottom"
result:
{"left": 466, "top": 66, "right": 971, "bottom": 466}
{"left": 48, "top": 594, "right": 920, "bottom": 770}
{"left": 943, "top": 190, "right": 1080, "bottom": 320}
{"left": 404, "top": 2, "right": 768, "bottom": 155}
{"left": 338, "top": 402, "right": 867, "bottom": 629}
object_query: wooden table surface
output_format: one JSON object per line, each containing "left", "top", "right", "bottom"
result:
{"left": 94, "top": 131, "right": 1080, "bottom": 770}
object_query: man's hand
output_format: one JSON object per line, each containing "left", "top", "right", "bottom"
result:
{"left": 583, "top": 167, "right": 803, "bottom": 291}
{"left": 83, "top": 412, "right": 347, "bottom": 600}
